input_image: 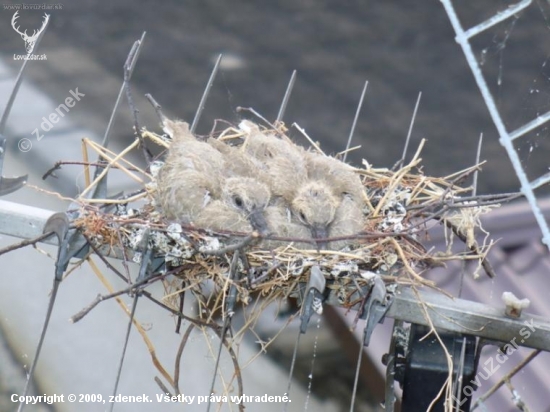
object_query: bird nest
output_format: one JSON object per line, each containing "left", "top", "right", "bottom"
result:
{"left": 30, "top": 113, "right": 512, "bottom": 400}
{"left": 63, "top": 117, "right": 500, "bottom": 324}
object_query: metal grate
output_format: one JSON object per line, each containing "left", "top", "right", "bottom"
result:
{"left": 440, "top": 0, "right": 550, "bottom": 249}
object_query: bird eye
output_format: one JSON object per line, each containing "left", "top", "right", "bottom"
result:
{"left": 299, "top": 211, "right": 306, "bottom": 221}
{"left": 233, "top": 196, "right": 244, "bottom": 208}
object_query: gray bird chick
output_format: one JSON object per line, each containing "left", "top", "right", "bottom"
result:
{"left": 193, "top": 177, "right": 270, "bottom": 235}
{"left": 156, "top": 168, "right": 219, "bottom": 221}
{"left": 161, "top": 119, "right": 225, "bottom": 175}
{"left": 219, "top": 177, "right": 271, "bottom": 235}
{"left": 155, "top": 120, "right": 225, "bottom": 221}
{"left": 291, "top": 181, "right": 340, "bottom": 248}
{"left": 298, "top": 153, "right": 366, "bottom": 249}
{"left": 194, "top": 200, "right": 253, "bottom": 233}
{"left": 305, "top": 152, "right": 365, "bottom": 203}
{"left": 327, "top": 195, "right": 365, "bottom": 250}
{"left": 263, "top": 198, "right": 312, "bottom": 250}
{"left": 239, "top": 121, "right": 308, "bottom": 199}
{"left": 207, "top": 137, "right": 266, "bottom": 180}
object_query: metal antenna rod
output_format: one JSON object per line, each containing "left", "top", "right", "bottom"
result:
{"left": 396, "top": 92, "right": 422, "bottom": 170}
{"left": 108, "top": 227, "right": 153, "bottom": 411}
{"left": 108, "top": 295, "right": 139, "bottom": 412}
{"left": 343, "top": 80, "right": 368, "bottom": 163}
{"left": 282, "top": 331, "right": 302, "bottom": 412}
{"left": 101, "top": 32, "right": 146, "bottom": 149}
{"left": 349, "top": 330, "right": 368, "bottom": 412}
{"left": 206, "top": 251, "right": 239, "bottom": 412}
{"left": 453, "top": 337, "right": 468, "bottom": 411}
{"left": 18, "top": 214, "right": 71, "bottom": 412}
{"left": 17, "top": 278, "right": 60, "bottom": 412}
{"left": 472, "top": 133, "right": 483, "bottom": 197}
{"left": 191, "top": 54, "right": 223, "bottom": 134}
{"left": 383, "top": 320, "right": 403, "bottom": 412}
{"left": 276, "top": 70, "right": 297, "bottom": 124}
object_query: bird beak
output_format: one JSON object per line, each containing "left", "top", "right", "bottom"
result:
{"left": 311, "top": 225, "right": 329, "bottom": 250}
{"left": 248, "top": 209, "right": 270, "bottom": 236}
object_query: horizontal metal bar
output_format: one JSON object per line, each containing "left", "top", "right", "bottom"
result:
{"left": 509, "top": 109, "right": 550, "bottom": 142}
{"left": 0, "top": 199, "right": 56, "bottom": 244}
{"left": 2, "top": 199, "right": 550, "bottom": 350}
{"left": 388, "top": 287, "right": 550, "bottom": 351}
{"left": 464, "top": 0, "right": 532, "bottom": 39}
{"left": 530, "top": 172, "right": 550, "bottom": 191}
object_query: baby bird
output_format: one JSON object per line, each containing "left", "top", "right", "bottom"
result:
{"left": 290, "top": 181, "right": 340, "bottom": 248}
{"left": 305, "top": 152, "right": 365, "bottom": 203}
{"left": 219, "top": 177, "right": 271, "bottom": 235}
{"left": 157, "top": 168, "right": 219, "bottom": 221}
{"left": 327, "top": 195, "right": 365, "bottom": 249}
{"left": 156, "top": 119, "right": 271, "bottom": 234}
{"left": 263, "top": 198, "right": 313, "bottom": 250}
{"left": 236, "top": 121, "right": 366, "bottom": 249}
{"left": 239, "top": 121, "right": 308, "bottom": 199}
{"left": 296, "top": 152, "right": 366, "bottom": 249}
{"left": 207, "top": 136, "right": 266, "bottom": 180}
{"left": 193, "top": 201, "right": 252, "bottom": 233}
{"left": 160, "top": 119, "right": 226, "bottom": 175}
{"left": 156, "top": 120, "right": 224, "bottom": 221}
{"left": 194, "top": 177, "right": 271, "bottom": 234}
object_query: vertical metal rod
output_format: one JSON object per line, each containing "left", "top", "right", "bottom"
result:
{"left": 276, "top": 70, "right": 297, "bottom": 123}
{"left": 343, "top": 80, "right": 368, "bottom": 163}
{"left": 383, "top": 320, "right": 403, "bottom": 412}
{"left": 108, "top": 295, "right": 139, "bottom": 412}
{"left": 101, "top": 32, "right": 146, "bottom": 149}
{"left": 191, "top": 54, "right": 223, "bottom": 133}
{"left": 206, "top": 251, "right": 239, "bottom": 412}
{"left": 17, "top": 279, "right": 60, "bottom": 412}
{"left": 282, "top": 331, "right": 301, "bottom": 412}
{"left": 398, "top": 92, "right": 422, "bottom": 169}
{"left": 349, "top": 331, "right": 367, "bottom": 412}
{"left": 453, "top": 337, "right": 467, "bottom": 411}
{"left": 472, "top": 133, "right": 483, "bottom": 197}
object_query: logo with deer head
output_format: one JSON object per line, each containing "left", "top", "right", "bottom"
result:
{"left": 11, "top": 11, "right": 50, "bottom": 54}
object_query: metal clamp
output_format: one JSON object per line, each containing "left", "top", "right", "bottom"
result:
{"left": 360, "top": 275, "right": 394, "bottom": 346}
{"left": 300, "top": 265, "right": 326, "bottom": 333}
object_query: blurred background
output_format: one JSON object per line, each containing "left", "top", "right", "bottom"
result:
{"left": 1, "top": 1, "right": 550, "bottom": 411}
{"left": 3, "top": 0, "right": 550, "bottom": 195}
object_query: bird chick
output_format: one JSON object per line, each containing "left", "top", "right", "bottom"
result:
{"left": 327, "top": 195, "right": 365, "bottom": 250}
{"left": 240, "top": 121, "right": 308, "bottom": 199}
{"left": 219, "top": 177, "right": 271, "bottom": 235}
{"left": 156, "top": 119, "right": 233, "bottom": 220}
{"left": 162, "top": 119, "right": 225, "bottom": 175}
{"left": 156, "top": 168, "right": 219, "bottom": 222}
{"left": 305, "top": 152, "right": 365, "bottom": 203}
{"left": 193, "top": 200, "right": 253, "bottom": 233}
{"left": 207, "top": 137, "right": 267, "bottom": 180}
{"left": 298, "top": 152, "right": 366, "bottom": 249}
{"left": 291, "top": 181, "right": 340, "bottom": 248}
{"left": 157, "top": 119, "right": 273, "bottom": 236}
{"left": 263, "top": 198, "right": 312, "bottom": 250}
